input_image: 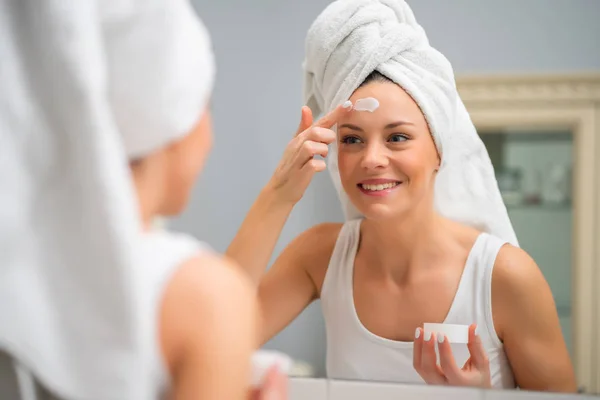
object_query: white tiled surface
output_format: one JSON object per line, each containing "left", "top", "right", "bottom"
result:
{"left": 328, "top": 380, "right": 482, "bottom": 400}
{"left": 483, "top": 389, "right": 598, "bottom": 400}
{"left": 289, "top": 378, "right": 327, "bottom": 400}
{"left": 289, "top": 379, "right": 598, "bottom": 400}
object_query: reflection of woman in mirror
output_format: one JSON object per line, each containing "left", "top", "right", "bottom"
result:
{"left": 227, "top": 0, "right": 576, "bottom": 392}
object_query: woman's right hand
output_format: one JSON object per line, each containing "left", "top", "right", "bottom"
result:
{"left": 266, "top": 104, "right": 351, "bottom": 205}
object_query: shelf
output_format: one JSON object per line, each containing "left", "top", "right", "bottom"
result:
{"left": 505, "top": 202, "right": 572, "bottom": 210}
{"left": 481, "top": 131, "right": 573, "bottom": 142}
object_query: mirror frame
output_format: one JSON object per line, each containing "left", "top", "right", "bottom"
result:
{"left": 457, "top": 73, "right": 600, "bottom": 394}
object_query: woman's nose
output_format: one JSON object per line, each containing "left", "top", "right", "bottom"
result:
{"left": 360, "top": 141, "right": 389, "bottom": 170}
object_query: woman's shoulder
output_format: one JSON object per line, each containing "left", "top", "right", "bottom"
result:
{"left": 298, "top": 222, "right": 345, "bottom": 246}
{"left": 456, "top": 224, "right": 538, "bottom": 282}
{"left": 492, "top": 243, "right": 541, "bottom": 289}
{"left": 284, "top": 221, "right": 343, "bottom": 251}
{"left": 159, "top": 253, "right": 257, "bottom": 380}
{"left": 491, "top": 243, "right": 552, "bottom": 336}
{"left": 287, "top": 222, "right": 344, "bottom": 264}
{"left": 281, "top": 222, "right": 345, "bottom": 291}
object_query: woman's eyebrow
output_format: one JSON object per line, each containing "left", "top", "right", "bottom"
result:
{"left": 339, "top": 120, "right": 414, "bottom": 131}
{"left": 385, "top": 120, "right": 413, "bottom": 128}
{"left": 339, "top": 123, "right": 363, "bottom": 131}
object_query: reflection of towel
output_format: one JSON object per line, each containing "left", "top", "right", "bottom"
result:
{"left": 302, "top": 0, "right": 518, "bottom": 246}
{"left": 0, "top": 0, "right": 214, "bottom": 398}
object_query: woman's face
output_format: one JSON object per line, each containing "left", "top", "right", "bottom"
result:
{"left": 337, "top": 82, "right": 440, "bottom": 220}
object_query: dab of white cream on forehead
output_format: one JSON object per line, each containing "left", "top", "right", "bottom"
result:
{"left": 354, "top": 97, "right": 379, "bottom": 112}
{"left": 344, "top": 97, "right": 379, "bottom": 112}
{"left": 343, "top": 97, "right": 380, "bottom": 112}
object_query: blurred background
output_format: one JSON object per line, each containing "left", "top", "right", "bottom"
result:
{"left": 172, "top": 0, "right": 600, "bottom": 380}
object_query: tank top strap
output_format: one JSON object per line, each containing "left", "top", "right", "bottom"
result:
{"left": 320, "top": 218, "right": 362, "bottom": 302}
{"left": 478, "top": 232, "right": 508, "bottom": 347}
{"left": 448, "top": 232, "right": 507, "bottom": 346}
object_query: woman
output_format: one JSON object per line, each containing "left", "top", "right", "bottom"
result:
{"left": 226, "top": 0, "right": 576, "bottom": 392}
{"left": 0, "top": 0, "right": 284, "bottom": 399}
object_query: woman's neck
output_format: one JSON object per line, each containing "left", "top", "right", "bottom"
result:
{"left": 131, "top": 160, "right": 166, "bottom": 232}
{"left": 359, "top": 207, "right": 455, "bottom": 283}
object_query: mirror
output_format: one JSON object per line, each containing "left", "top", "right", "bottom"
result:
{"left": 286, "top": 73, "right": 600, "bottom": 398}
{"left": 261, "top": 75, "right": 600, "bottom": 395}
{"left": 183, "top": 1, "right": 600, "bottom": 396}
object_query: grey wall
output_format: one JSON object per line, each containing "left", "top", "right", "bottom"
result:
{"left": 173, "top": 0, "right": 600, "bottom": 377}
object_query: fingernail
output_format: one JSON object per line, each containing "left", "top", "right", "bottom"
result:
{"left": 437, "top": 333, "right": 445, "bottom": 343}
{"left": 342, "top": 100, "right": 353, "bottom": 109}
{"left": 415, "top": 328, "right": 420, "bottom": 339}
{"left": 424, "top": 331, "right": 431, "bottom": 341}
{"left": 474, "top": 325, "right": 479, "bottom": 336}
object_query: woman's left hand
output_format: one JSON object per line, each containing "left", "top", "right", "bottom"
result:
{"left": 413, "top": 324, "right": 492, "bottom": 388}
{"left": 248, "top": 366, "right": 288, "bottom": 400}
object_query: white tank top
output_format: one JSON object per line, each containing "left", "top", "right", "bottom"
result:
{"left": 137, "top": 229, "right": 210, "bottom": 398}
{"left": 321, "top": 219, "right": 515, "bottom": 389}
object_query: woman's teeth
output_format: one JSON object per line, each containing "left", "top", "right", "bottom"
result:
{"left": 360, "top": 182, "right": 399, "bottom": 191}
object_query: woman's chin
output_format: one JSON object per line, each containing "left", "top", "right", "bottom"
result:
{"left": 354, "top": 202, "right": 408, "bottom": 221}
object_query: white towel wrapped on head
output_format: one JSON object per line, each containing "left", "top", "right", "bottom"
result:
{"left": 302, "top": 0, "right": 518, "bottom": 246}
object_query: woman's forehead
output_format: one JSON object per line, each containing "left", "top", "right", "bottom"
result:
{"left": 340, "top": 104, "right": 424, "bottom": 130}
{"left": 345, "top": 83, "right": 424, "bottom": 122}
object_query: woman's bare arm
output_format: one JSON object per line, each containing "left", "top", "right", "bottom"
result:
{"left": 225, "top": 187, "right": 295, "bottom": 285}
{"left": 493, "top": 245, "right": 577, "bottom": 392}
{"left": 255, "top": 223, "right": 342, "bottom": 345}
{"left": 160, "top": 254, "right": 258, "bottom": 400}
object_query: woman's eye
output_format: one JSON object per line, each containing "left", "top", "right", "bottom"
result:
{"left": 389, "top": 134, "right": 408, "bottom": 142}
{"left": 341, "top": 136, "right": 362, "bottom": 144}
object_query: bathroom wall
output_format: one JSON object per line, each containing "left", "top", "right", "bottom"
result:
{"left": 174, "top": 0, "right": 600, "bottom": 375}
